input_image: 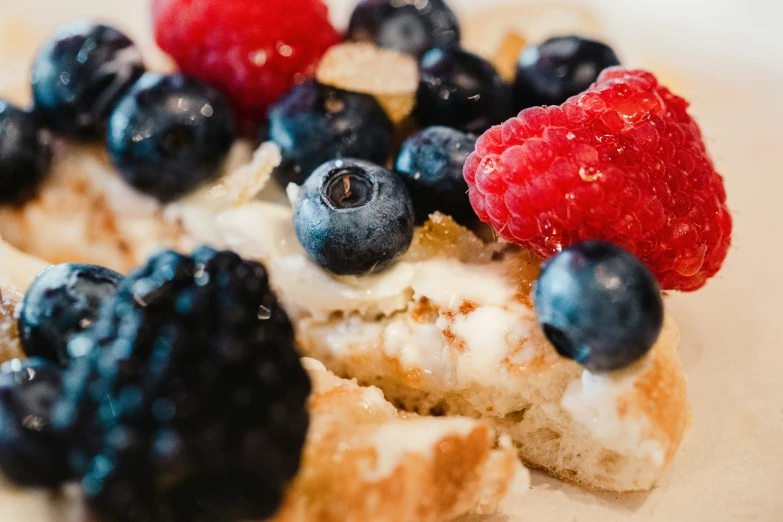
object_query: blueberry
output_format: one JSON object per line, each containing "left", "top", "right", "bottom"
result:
{"left": 293, "top": 159, "right": 414, "bottom": 275}
{"left": 0, "top": 101, "right": 51, "bottom": 202}
{"left": 416, "top": 48, "right": 512, "bottom": 134}
{"left": 106, "top": 73, "right": 236, "bottom": 202}
{"left": 0, "top": 358, "right": 69, "bottom": 487}
{"left": 514, "top": 36, "right": 620, "bottom": 110}
{"left": 533, "top": 241, "right": 664, "bottom": 372}
{"left": 346, "top": 0, "right": 460, "bottom": 57}
{"left": 18, "top": 263, "right": 123, "bottom": 367}
{"left": 395, "top": 126, "right": 476, "bottom": 224}
{"left": 267, "top": 81, "right": 393, "bottom": 186}
{"left": 31, "top": 21, "right": 145, "bottom": 137}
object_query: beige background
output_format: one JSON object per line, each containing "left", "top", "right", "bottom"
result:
{"left": 0, "top": 0, "right": 781, "bottom": 520}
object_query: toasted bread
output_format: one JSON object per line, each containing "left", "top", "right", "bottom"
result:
{"left": 0, "top": 140, "right": 691, "bottom": 492}
{"left": 0, "top": 244, "right": 525, "bottom": 522}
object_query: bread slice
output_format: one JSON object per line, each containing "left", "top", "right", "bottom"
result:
{"left": 287, "top": 217, "right": 690, "bottom": 492}
{"left": 0, "top": 140, "right": 691, "bottom": 492}
{"left": 0, "top": 244, "right": 524, "bottom": 522}
{"left": 197, "top": 201, "right": 690, "bottom": 492}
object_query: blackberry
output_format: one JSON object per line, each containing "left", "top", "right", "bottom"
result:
{"left": 55, "top": 247, "right": 310, "bottom": 522}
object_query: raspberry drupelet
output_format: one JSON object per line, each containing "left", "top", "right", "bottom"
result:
{"left": 464, "top": 68, "right": 732, "bottom": 291}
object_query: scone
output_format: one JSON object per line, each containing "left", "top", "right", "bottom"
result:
{"left": 0, "top": 242, "right": 525, "bottom": 522}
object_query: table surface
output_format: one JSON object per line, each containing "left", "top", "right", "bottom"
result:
{"left": 0, "top": 1, "right": 781, "bottom": 521}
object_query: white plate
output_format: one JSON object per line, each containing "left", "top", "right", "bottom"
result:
{"left": 0, "top": 1, "right": 781, "bottom": 521}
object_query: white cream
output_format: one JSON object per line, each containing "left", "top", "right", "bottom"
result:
{"left": 561, "top": 356, "right": 665, "bottom": 466}
{"left": 366, "top": 417, "right": 478, "bottom": 481}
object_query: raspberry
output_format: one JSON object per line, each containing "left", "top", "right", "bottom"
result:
{"left": 464, "top": 68, "right": 732, "bottom": 292}
{"left": 153, "top": 0, "right": 340, "bottom": 131}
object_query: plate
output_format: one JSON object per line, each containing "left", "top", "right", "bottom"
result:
{"left": 0, "top": 1, "right": 781, "bottom": 520}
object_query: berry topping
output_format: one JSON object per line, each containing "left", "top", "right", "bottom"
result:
{"left": 0, "top": 101, "right": 51, "bottom": 202}
{"left": 153, "top": 0, "right": 340, "bottom": 130}
{"left": 106, "top": 73, "right": 236, "bottom": 202}
{"left": 18, "top": 263, "right": 123, "bottom": 367}
{"left": 346, "top": 0, "right": 461, "bottom": 58}
{"left": 514, "top": 36, "right": 620, "bottom": 110}
{"left": 464, "top": 68, "right": 732, "bottom": 291}
{"left": 416, "top": 48, "right": 512, "bottom": 134}
{"left": 0, "top": 358, "right": 69, "bottom": 487}
{"left": 293, "top": 159, "right": 415, "bottom": 275}
{"left": 395, "top": 126, "right": 477, "bottom": 223}
{"left": 55, "top": 248, "right": 310, "bottom": 522}
{"left": 267, "top": 81, "right": 393, "bottom": 186}
{"left": 534, "top": 241, "right": 664, "bottom": 372}
{"left": 31, "top": 21, "right": 145, "bottom": 137}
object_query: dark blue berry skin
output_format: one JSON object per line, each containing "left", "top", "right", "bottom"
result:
{"left": 0, "top": 101, "right": 51, "bottom": 202}
{"left": 31, "top": 21, "right": 145, "bottom": 138}
{"left": 294, "top": 159, "right": 415, "bottom": 276}
{"left": 416, "top": 48, "right": 512, "bottom": 134}
{"left": 0, "top": 358, "right": 69, "bottom": 487}
{"left": 395, "top": 126, "right": 476, "bottom": 224}
{"left": 533, "top": 241, "right": 664, "bottom": 372}
{"left": 18, "top": 263, "right": 123, "bottom": 367}
{"left": 267, "top": 81, "right": 393, "bottom": 187}
{"left": 346, "top": 0, "right": 460, "bottom": 58}
{"left": 514, "top": 36, "right": 620, "bottom": 110}
{"left": 106, "top": 73, "right": 236, "bottom": 202}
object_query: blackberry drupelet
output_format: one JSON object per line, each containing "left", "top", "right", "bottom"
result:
{"left": 55, "top": 247, "right": 311, "bottom": 522}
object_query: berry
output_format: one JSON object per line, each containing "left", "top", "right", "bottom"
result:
{"left": 534, "top": 241, "right": 664, "bottom": 372}
{"left": 464, "top": 68, "right": 732, "bottom": 291}
{"left": 55, "top": 248, "right": 310, "bottom": 522}
{"left": 267, "top": 81, "right": 393, "bottom": 186}
{"left": 514, "top": 36, "right": 620, "bottom": 110}
{"left": 293, "top": 159, "right": 415, "bottom": 275}
{"left": 416, "top": 48, "right": 512, "bottom": 134}
{"left": 0, "top": 101, "right": 51, "bottom": 202}
{"left": 346, "top": 0, "right": 460, "bottom": 58}
{"left": 31, "top": 21, "right": 145, "bottom": 137}
{"left": 153, "top": 0, "right": 340, "bottom": 130}
{"left": 18, "top": 263, "right": 123, "bottom": 367}
{"left": 106, "top": 73, "right": 236, "bottom": 202}
{"left": 0, "top": 358, "right": 69, "bottom": 487}
{"left": 395, "top": 126, "right": 477, "bottom": 223}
